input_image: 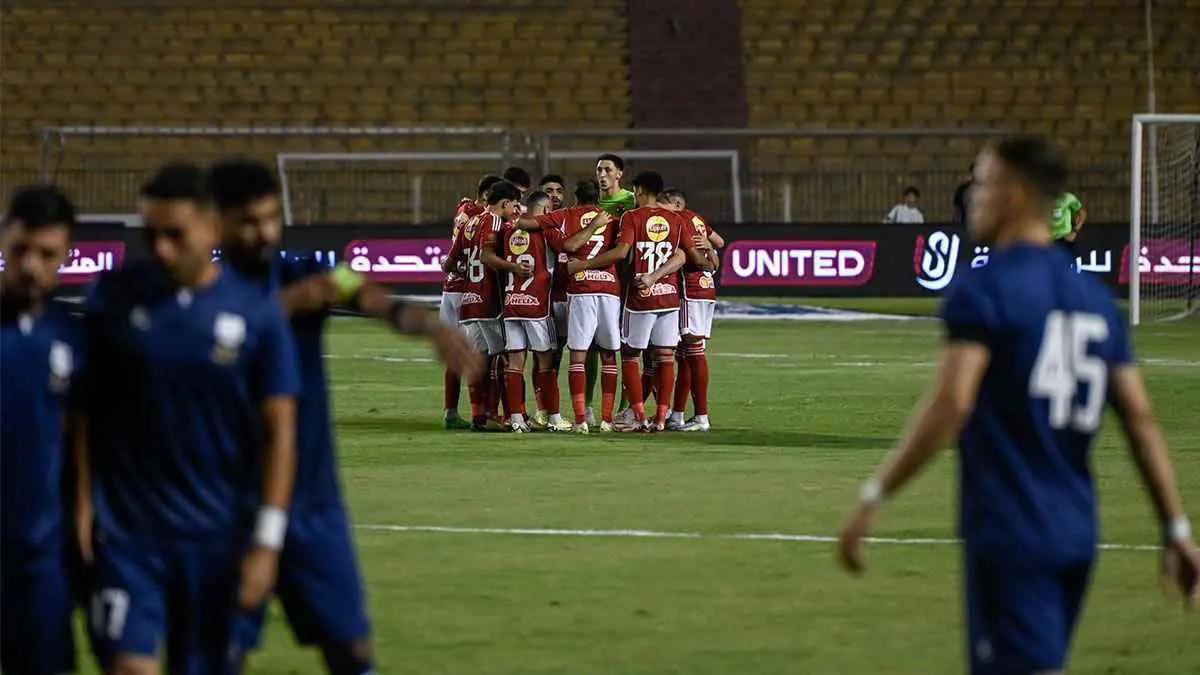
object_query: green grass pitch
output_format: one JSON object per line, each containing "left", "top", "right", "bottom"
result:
{"left": 83, "top": 300, "right": 1200, "bottom": 674}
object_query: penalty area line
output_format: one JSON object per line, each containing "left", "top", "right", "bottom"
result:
{"left": 354, "top": 524, "right": 1159, "bottom": 553}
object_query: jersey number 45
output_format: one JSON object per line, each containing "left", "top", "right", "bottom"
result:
{"left": 1030, "top": 310, "right": 1109, "bottom": 433}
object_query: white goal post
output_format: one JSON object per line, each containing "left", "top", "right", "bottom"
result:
{"left": 1129, "top": 113, "right": 1200, "bottom": 325}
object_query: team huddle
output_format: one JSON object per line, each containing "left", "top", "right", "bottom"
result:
{"left": 438, "top": 154, "right": 722, "bottom": 434}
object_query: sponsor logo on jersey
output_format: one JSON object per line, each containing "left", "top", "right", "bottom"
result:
{"left": 914, "top": 231, "right": 961, "bottom": 291}
{"left": 580, "top": 210, "right": 603, "bottom": 234}
{"left": 505, "top": 293, "right": 540, "bottom": 307}
{"left": 461, "top": 291, "right": 484, "bottom": 305}
{"left": 48, "top": 340, "right": 73, "bottom": 393}
{"left": 455, "top": 210, "right": 471, "bottom": 226}
{"left": 575, "top": 269, "right": 616, "bottom": 283}
{"left": 463, "top": 216, "right": 480, "bottom": 241}
{"left": 691, "top": 216, "right": 706, "bottom": 235}
{"left": 212, "top": 312, "right": 247, "bottom": 365}
{"left": 639, "top": 282, "right": 677, "bottom": 298}
{"left": 646, "top": 216, "right": 671, "bottom": 243}
{"left": 508, "top": 230, "right": 531, "bottom": 255}
{"left": 698, "top": 273, "right": 714, "bottom": 289}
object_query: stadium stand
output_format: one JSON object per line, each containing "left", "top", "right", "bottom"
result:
{"left": 0, "top": 0, "right": 631, "bottom": 219}
{"left": 738, "top": 0, "right": 1200, "bottom": 220}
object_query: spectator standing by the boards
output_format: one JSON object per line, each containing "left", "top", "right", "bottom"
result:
{"left": 883, "top": 187, "right": 924, "bottom": 223}
{"left": 952, "top": 164, "right": 973, "bottom": 225}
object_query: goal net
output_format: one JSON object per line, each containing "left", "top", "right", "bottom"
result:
{"left": 1130, "top": 114, "right": 1200, "bottom": 325}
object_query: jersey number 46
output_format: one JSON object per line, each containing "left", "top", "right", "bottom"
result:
{"left": 1029, "top": 310, "right": 1109, "bottom": 433}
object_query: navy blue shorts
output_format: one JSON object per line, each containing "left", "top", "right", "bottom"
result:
{"left": 964, "top": 554, "right": 1092, "bottom": 675}
{"left": 1, "top": 549, "right": 76, "bottom": 675}
{"left": 89, "top": 534, "right": 240, "bottom": 675}
{"left": 234, "top": 508, "right": 370, "bottom": 654}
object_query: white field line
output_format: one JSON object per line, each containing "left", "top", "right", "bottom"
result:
{"left": 354, "top": 524, "right": 1159, "bottom": 553}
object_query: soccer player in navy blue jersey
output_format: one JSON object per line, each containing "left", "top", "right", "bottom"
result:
{"left": 77, "top": 163, "right": 301, "bottom": 675}
{"left": 206, "top": 158, "right": 480, "bottom": 675}
{"left": 837, "top": 136, "right": 1198, "bottom": 675}
{"left": 0, "top": 185, "right": 83, "bottom": 675}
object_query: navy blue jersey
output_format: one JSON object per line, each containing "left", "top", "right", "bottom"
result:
{"left": 0, "top": 305, "right": 82, "bottom": 558}
{"left": 82, "top": 260, "right": 300, "bottom": 540}
{"left": 229, "top": 257, "right": 344, "bottom": 512}
{"left": 942, "top": 244, "right": 1133, "bottom": 565}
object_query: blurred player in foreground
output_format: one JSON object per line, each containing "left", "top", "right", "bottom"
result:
{"left": 0, "top": 185, "right": 82, "bottom": 675}
{"left": 80, "top": 163, "right": 300, "bottom": 674}
{"left": 441, "top": 174, "right": 503, "bottom": 429}
{"left": 209, "top": 158, "right": 479, "bottom": 673}
{"left": 660, "top": 188, "right": 723, "bottom": 432}
{"left": 837, "top": 136, "right": 1198, "bottom": 675}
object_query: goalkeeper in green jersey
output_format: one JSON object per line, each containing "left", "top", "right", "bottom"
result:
{"left": 1052, "top": 192, "right": 1087, "bottom": 255}
{"left": 579, "top": 154, "right": 636, "bottom": 425}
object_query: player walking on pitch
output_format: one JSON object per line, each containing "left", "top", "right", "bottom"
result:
{"left": 77, "top": 164, "right": 300, "bottom": 674}
{"left": 0, "top": 185, "right": 84, "bottom": 675}
{"left": 208, "top": 159, "right": 479, "bottom": 673}
{"left": 837, "top": 137, "right": 1198, "bottom": 675}
{"left": 660, "top": 187, "right": 723, "bottom": 432}
{"left": 441, "top": 174, "right": 503, "bottom": 429}
{"left": 571, "top": 171, "right": 711, "bottom": 431}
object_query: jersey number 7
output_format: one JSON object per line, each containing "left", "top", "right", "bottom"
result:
{"left": 1029, "top": 310, "right": 1109, "bottom": 433}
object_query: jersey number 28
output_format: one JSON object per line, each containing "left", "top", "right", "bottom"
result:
{"left": 1029, "top": 310, "right": 1109, "bottom": 433}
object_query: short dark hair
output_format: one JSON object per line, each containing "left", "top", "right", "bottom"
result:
{"left": 903, "top": 186, "right": 920, "bottom": 198}
{"left": 632, "top": 171, "right": 664, "bottom": 196}
{"left": 574, "top": 180, "right": 600, "bottom": 205}
{"left": 596, "top": 153, "right": 624, "bottom": 171}
{"left": 501, "top": 166, "right": 531, "bottom": 190}
{"left": 523, "top": 190, "right": 551, "bottom": 211}
{"left": 539, "top": 174, "right": 565, "bottom": 188}
{"left": 140, "top": 162, "right": 213, "bottom": 205}
{"left": 478, "top": 174, "right": 503, "bottom": 197}
{"left": 4, "top": 184, "right": 76, "bottom": 233}
{"left": 660, "top": 187, "right": 687, "bottom": 204}
{"left": 991, "top": 136, "right": 1068, "bottom": 204}
{"left": 207, "top": 159, "right": 279, "bottom": 211}
{"left": 487, "top": 180, "right": 523, "bottom": 205}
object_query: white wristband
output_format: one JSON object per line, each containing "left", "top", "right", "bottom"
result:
{"left": 1167, "top": 516, "right": 1192, "bottom": 544}
{"left": 253, "top": 506, "right": 288, "bottom": 551}
{"left": 859, "top": 478, "right": 885, "bottom": 508}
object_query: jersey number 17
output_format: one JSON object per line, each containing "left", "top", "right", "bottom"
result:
{"left": 1029, "top": 310, "right": 1109, "bottom": 433}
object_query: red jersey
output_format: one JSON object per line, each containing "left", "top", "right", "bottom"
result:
{"left": 538, "top": 206, "right": 620, "bottom": 298}
{"left": 498, "top": 222, "right": 554, "bottom": 320}
{"left": 448, "top": 211, "right": 504, "bottom": 322}
{"left": 617, "top": 206, "right": 695, "bottom": 312}
{"left": 680, "top": 208, "right": 718, "bottom": 302}
{"left": 443, "top": 199, "right": 483, "bottom": 294}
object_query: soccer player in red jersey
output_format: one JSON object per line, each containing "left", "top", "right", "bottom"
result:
{"left": 522, "top": 180, "right": 621, "bottom": 433}
{"left": 570, "top": 172, "right": 712, "bottom": 431}
{"left": 502, "top": 167, "right": 532, "bottom": 195}
{"left": 443, "top": 180, "right": 524, "bottom": 431}
{"left": 441, "top": 174, "right": 502, "bottom": 429}
{"left": 494, "top": 190, "right": 569, "bottom": 433}
{"left": 539, "top": 174, "right": 570, "bottom": 371}
{"left": 661, "top": 187, "right": 723, "bottom": 432}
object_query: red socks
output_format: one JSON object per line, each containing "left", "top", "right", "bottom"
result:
{"left": 673, "top": 353, "right": 691, "bottom": 414}
{"left": 535, "top": 368, "right": 559, "bottom": 415}
{"left": 621, "top": 355, "right": 646, "bottom": 421}
{"left": 686, "top": 342, "right": 709, "bottom": 416}
{"left": 600, "top": 359, "right": 618, "bottom": 423}
{"left": 505, "top": 366, "right": 527, "bottom": 417}
{"left": 569, "top": 361, "right": 587, "bottom": 424}
{"left": 654, "top": 353, "right": 675, "bottom": 423}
